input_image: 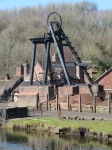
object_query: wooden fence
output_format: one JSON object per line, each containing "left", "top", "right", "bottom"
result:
{"left": 37, "top": 94, "right": 112, "bottom": 113}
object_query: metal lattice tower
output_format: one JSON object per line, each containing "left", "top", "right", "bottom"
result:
{"left": 29, "top": 12, "right": 93, "bottom": 85}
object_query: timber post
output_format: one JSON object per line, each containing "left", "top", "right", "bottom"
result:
{"left": 56, "top": 94, "right": 58, "bottom": 111}
{"left": 108, "top": 95, "right": 111, "bottom": 113}
{"left": 67, "top": 95, "right": 69, "bottom": 111}
{"left": 79, "top": 95, "right": 81, "bottom": 112}
{"left": 46, "top": 94, "right": 48, "bottom": 110}
{"left": 93, "top": 95, "right": 96, "bottom": 113}
{"left": 36, "top": 93, "right": 39, "bottom": 110}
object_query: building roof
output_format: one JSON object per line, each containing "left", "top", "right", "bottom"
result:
{"left": 94, "top": 67, "right": 112, "bottom": 83}
{"left": 0, "top": 81, "right": 6, "bottom": 89}
{"left": 80, "top": 61, "right": 92, "bottom": 70}
{"left": 13, "top": 80, "right": 40, "bottom": 93}
{"left": 0, "top": 75, "right": 23, "bottom": 96}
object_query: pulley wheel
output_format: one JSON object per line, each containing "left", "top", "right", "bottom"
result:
{"left": 47, "top": 12, "right": 62, "bottom": 31}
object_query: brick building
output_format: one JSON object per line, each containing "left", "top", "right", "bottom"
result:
{"left": 7, "top": 52, "right": 105, "bottom": 108}
{"left": 17, "top": 53, "right": 93, "bottom": 85}
{"left": 95, "top": 68, "right": 112, "bottom": 90}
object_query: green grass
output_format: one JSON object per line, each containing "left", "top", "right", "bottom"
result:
{"left": 0, "top": 115, "right": 1, "bottom": 119}
{"left": 28, "top": 107, "right": 37, "bottom": 110}
{"left": 10, "top": 117, "right": 112, "bottom": 135}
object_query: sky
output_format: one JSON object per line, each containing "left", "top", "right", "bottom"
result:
{"left": 0, "top": 0, "right": 112, "bottom": 11}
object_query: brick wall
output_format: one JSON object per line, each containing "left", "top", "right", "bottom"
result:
{"left": 19, "top": 95, "right": 37, "bottom": 107}
{"left": 58, "top": 86, "right": 79, "bottom": 98}
{"left": 79, "top": 84, "right": 103, "bottom": 96}
{"left": 33, "top": 63, "right": 44, "bottom": 80}
{"left": 16, "top": 65, "right": 24, "bottom": 75}
{"left": 95, "top": 69, "right": 112, "bottom": 89}
{"left": 58, "top": 84, "right": 103, "bottom": 98}
{"left": 23, "top": 61, "right": 29, "bottom": 76}
{"left": 19, "top": 85, "right": 54, "bottom": 106}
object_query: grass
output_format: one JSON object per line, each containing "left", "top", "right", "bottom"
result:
{"left": 0, "top": 115, "right": 1, "bottom": 119}
{"left": 28, "top": 107, "right": 37, "bottom": 110}
{"left": 10, "top": 117, "right": 112, "bottom": 135}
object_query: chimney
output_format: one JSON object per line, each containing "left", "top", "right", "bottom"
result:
{"left": 16, "top": 64, "right": 24, "bottom": 75}
{"left": 52, "top": 53, "right": 59, "bottom": 62}
{"left": 24, "top": 60, "right": 29, "bottom": 76}
{"left": 5, "top": 74, "right": 10, "bottom": 80}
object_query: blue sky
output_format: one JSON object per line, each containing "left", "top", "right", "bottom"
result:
{"left": 0, "top": 0, "right": 112, "bottom": 11}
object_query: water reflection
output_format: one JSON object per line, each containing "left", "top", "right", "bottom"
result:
{"left": 0, "top": 128, "right": 112, "bottom": 150}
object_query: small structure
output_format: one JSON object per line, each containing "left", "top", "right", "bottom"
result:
{"left": 1, "top": 107, "right": 27, "bottom": 119}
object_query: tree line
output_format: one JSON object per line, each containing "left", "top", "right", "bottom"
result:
{"left": 0, "top": 1, "right": 112, "bottom": 80}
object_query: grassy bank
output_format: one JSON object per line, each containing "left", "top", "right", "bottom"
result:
{"left": 3, "top": 117, "right": 112, "bottom": 136}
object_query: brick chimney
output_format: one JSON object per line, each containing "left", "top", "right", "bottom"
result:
{"left": 52, "top": 53, "right": 59, "bottom": 62}
{"left": 24, "top": 60, "right": 29, "bottom": 76}
{"left": 5, "top": 74, "right": 10, "bottom": 80}
{"left": 16, "top": 64, "right": 24, "bottom": 75}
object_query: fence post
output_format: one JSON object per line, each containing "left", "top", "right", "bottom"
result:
{"left": 33, "top": 107, "right": 34, "bottom": 116}
{"left": 67, "top": 95, "right": 69, "bottom": 111}
{"left": 56, "top": 94, "right": 58, "bottom": 111}
{"left": 59, "top": 104, "right": 60, "bottom": 110}
{"left": 36, "top": 94, "right": 39, "bottom": 110}
{"left": 108, "top": 95, "right": 111, "bottom": 113}
{"left": 39, "top": 103, "right": 41, "bottom": 110}
{"left": 93, "top": 95, "right": 96, "bottom": 113}
{"left": 46, "top": 94, "right": 48, "bottom": 110}
{"left": 49, "top": 103, "right": 51, "bottom": 110}
{"left": 79, "top": 95, "right": 81, "bottom": 112}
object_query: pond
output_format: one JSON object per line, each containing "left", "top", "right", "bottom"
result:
{"left": 0, "top": 128, "right": 112, "bottom": 150}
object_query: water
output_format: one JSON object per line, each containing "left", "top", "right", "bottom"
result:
{"left": 0, "top": 128, "right": 112, "bottom": 150}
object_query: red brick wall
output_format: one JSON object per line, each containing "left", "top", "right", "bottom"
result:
{"left": 19, "top": 95, "right": 37, "bottom": 107}
{"left": 16, "top": 67, "right": 23, "bottom": 75}
{"left": 19, "top": 85, "right": 54, "bottom": 105}
{"left": 79, "top": 84, "right": 103, "bottom": 95}
{"left": 24, "top": 62, "right": 50, "bottom": 81}
{"left": 58, "top": 86, "right": 79, "bottom": 98}
{"left": 58, "top": 84, "right": 103, "bottom": 97}
{"left": 95, "top": 70, "right": 112, "bottom": 89}
{"left": 24, "top": 62, "right": 29, "bottom": 76}
{"left": 34, "top": 63, "right": 44, "bottom": 80}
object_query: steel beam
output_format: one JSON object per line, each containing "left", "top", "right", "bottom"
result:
{"left": 29, "top": 43, "right": 36, "bottom": 85}
{"left": 43, "top": 41, "right": 50, "bottom": 85}
{"left": 49, "top": 24, "right": 70, "bottom": 85}
{"left": 60, "top": 28, "right": 93, "bottom": 84}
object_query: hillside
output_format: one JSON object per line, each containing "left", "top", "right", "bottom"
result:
{"left": 0, "top": 1, "right": 112, "bottom": 80}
